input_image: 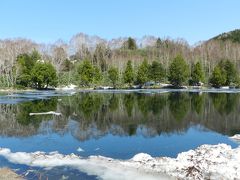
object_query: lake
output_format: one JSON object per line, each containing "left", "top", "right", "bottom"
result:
{"left": 0, "top": 90, "right": 239, "bottom": 179}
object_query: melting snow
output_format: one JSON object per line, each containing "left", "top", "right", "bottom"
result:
{"left": 56, "top": 84, "right": 77, "bottom": 91}
{"left": 0, "top": 144, "right": 239, "bottom": 180}
{"left": 229, "top": 134, "right": 240, "bottom": 144}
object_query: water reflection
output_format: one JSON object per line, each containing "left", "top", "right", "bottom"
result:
{"left": 0, "top": 92, "right": 240, "bottom": 140}
{"left": 210, "top": 93, "right": 239, "bottom": 115}
{"left": 190, "top": 93, "right": 204, "bottom": 114}
{"left": 169, "top": 93, "right": 190, "bottom": 122}
{"left": 124, "top": 94, "right": 134, "bottom": 117}
{"left": 16, "top": 99, "right": 58, "bottom": 126}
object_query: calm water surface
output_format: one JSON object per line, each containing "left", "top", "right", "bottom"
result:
{"left": 0, "top": 90, "right": 239, "bottom": 179}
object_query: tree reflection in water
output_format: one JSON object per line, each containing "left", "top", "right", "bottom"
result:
{"left": 169, "top": 93, "right": 190, "bottom": 122}
{"left": 0, "top": 92, "right": 239, "bottom": 140}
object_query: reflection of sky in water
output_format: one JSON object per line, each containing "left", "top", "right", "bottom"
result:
{"left": 0, "top": 90, "right": 239, "bottom": 179}
{"left": 0, "top": 125, "right": 237, "bottom": 179}
{"left": 0, "top": 125, "right": 237, "bottom": 159}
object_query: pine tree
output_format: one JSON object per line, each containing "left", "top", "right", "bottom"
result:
{"left": 149, "top": 61, "right": 164, "bottom": 83}
{"left": 30, "top": 49, "right": 41, "bottom": 62}
{"left": 127, "top": 37, "right": 137, "bottom": 50}
{"left": 191, "top": 62, "right": 204, "bottom": 85}
{"left": 123, "top": 60, "right": 134, "bottom": 86}
{"left": 77, "top": 60, "right": 95, "bottom": 87}
{"left": 108, "top": 67, "right": 119, "bottom": 88}
{"left": 136, "top": 59, "right": 150, "bottom": 85}
{"left": 122, "top": 37, "right": 137, "bottom": 50}
{"left": 224, "top": 60, "right": 238, "bottom": 86}
{"left": 93, "top": 66, "right": 103, "bottom": 85}
{"left": 155, "top": 38, "right": 162, "bottom": 48}
{"left": 209, "top": 65, "right": 226, "bottom": 87}
{"left": 31, "top": 62, "right": 57, "bottom": 89}
{"left": 168, "top": 55, "right": 189, "bottom": 87}
{"left": 16, "top": 50, "right": 42, "bottom": 87}
{"left": 210, "top": 60, "right": 239, "bottom": 87}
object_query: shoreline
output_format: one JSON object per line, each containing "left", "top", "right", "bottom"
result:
{"left": 0, "top": 86, "right": 239, "bottom": 93}
{"left": 0, "top": 143, "right": 239, "bottom": 180}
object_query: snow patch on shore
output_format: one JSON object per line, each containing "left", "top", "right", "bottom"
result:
{"left": 124, "top": 144, "right": 240, "bottom": 179}
{"left": 132, "top": 153, "right": 153, "bottom": 162}
{"left": 56, "top": 84, "right": 77, "bottom": 91}
{"left": 0, "top": 144, "right": 239, "bottom": 180}
{"left": 229, "top": 134, "right": 240, "bottom": 143}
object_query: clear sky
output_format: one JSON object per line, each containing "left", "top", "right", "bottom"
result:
{"left": 0, "top": 0, "right": 240, "bottom": 45}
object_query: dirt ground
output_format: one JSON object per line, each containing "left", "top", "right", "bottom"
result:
{"left": 0, "top": 168, "right": 23, "bottom": 180}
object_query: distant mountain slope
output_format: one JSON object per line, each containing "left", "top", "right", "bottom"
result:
{"left": 212, "top": 29, "right": 240, "bottom": 43}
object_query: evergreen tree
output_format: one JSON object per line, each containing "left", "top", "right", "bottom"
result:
{"left": 209, "top": 65, "right": 226, "bottom": 87}
{"left": 136, "top": 59, "right": 150, "bottom": 85}
{"left": 77, "top": 60, "right": 95, "bottom": 87}
{"left": 168, "top": 55, "right": 189, "bottom": 87}
{"left": 93, "top": 66, "right": 103, "bottom": 85}
{"left": 122, "top": 37, "right": 137, "bottom": 50}
{"left": 31, "top": 62, "right": 57, "bottom": 89}
{"left": 123, "top": 60, "right": 134, "bottom": 85}
{"left": 16, "top": 54, "right": 33, "bottom": 87}
{"left": 30, "top": 49, "right": 41, "bottom": 62}
{"left": 149, "top": 60, "right": 164, "bottom": 82}
{"left": 191, "top": 62, "right": 204, "bottom": 85}
{"left": 127, "top": 37, "right": 137, "bottom": 50}
{"left": 16, "top": 50, "right": 41, "bottom": 87}
{"left": 210, "top": 60, "right": 238, "bottom": 87}
{"left": 224, "top": 60, "right": 238, "bottom": 85}
{"left": 155, "top": 38, "right": 162, "bottom": 48}
{"left": 108, "top": 67, "right": 119, "bottom": 88}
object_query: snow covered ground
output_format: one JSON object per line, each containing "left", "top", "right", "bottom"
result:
{"left": 0, "top": 143, "right": 239, "bottom": 180}
{"left": 56, "top": 84, "right": 77, "bottom": 91}
{"left": 125, "top": 144, "right": 240, "bottom": 179}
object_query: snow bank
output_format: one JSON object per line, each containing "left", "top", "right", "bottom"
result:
{"left": 220, "top": 86, "right": 230, "bottom": 89}
{"left": 131, "top": 153, "right": 153, "bottom": 162}
{"left": 56, "top": 84, "right": 77, "bottom": 91}
{"left": 29, "top": 111, "right": 61, "bottom": 116}
{"left": 160, "top": 83, "right": 172, "bottom": 87}
{"left": 94, "top": 86, "right": 114, "bottom": 90}
{"left": 0, "top": 144, "right": 239, "bottom": 180}
{"left": 230, "top": 134, "right": 240, "bottom": 143}
{"left": 124, "top": 144, "right": 240, "bottom": 180}
{"left": 0, "top": 148, "right": 170, "bottom": 180}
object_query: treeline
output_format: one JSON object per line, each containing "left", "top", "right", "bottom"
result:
{"left": 1, "top": 32, "right": 240, "bottom": 88}
{"left": 71, "top": 54, "right": 239, "bottom": 88}
{"left": 16, "top": 50, "right": 239, "bottom": 89}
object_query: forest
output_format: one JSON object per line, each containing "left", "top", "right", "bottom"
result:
{"left": 1, "top": 29, "right": 240, "bottom": 89}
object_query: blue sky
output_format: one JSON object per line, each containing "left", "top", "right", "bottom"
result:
{"left": 0, "top": 0, "right": 240, "bottom": 45}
